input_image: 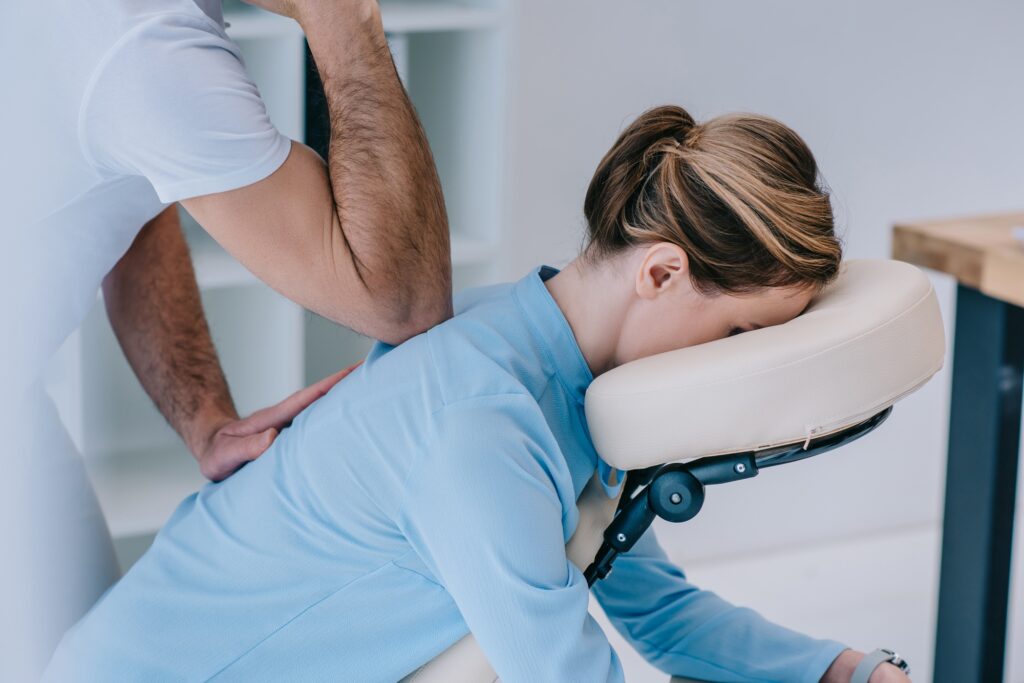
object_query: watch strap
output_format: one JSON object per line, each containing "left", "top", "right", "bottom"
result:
{"left": 851, "top": 649, "right": 902, "bottom": 683}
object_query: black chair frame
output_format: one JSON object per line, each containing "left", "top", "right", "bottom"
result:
{"left": 584, "top": 408, "right": 893, "bottom": 586}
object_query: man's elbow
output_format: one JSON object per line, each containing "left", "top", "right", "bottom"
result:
{"left": 373, "top": 294, "right": 453, "bottom": 346}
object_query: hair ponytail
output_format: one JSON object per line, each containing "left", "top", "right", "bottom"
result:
{"left": 583, "top": 105, "right": 841, "bottom": 294}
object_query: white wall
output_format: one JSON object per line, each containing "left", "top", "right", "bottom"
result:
{"left": 500, "top": 0, "right": 1024, "bottom": 555}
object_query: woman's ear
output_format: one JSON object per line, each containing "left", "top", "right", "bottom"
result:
{"left": 635, "top": 243, "right": 689, "bottom": 300}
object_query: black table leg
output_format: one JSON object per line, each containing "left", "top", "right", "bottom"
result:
{"left": 934, "top": 285, "right": 1024, "bottom": 683}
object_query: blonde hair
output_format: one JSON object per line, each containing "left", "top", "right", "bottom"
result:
{"left": 583, "top": 105, "right": 841, "bottom": 293}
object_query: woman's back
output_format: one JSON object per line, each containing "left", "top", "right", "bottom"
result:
{"left": 45, "top": 267, "right": 608, "bottom": 682}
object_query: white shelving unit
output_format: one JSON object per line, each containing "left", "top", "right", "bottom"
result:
{"left": 46, "top": 0, "right": 509, "bottom": 570}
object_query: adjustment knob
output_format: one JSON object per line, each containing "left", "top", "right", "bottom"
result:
{"left": 649, "top": 469, "right": 705, "bottom": 523}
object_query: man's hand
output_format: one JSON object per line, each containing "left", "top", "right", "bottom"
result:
{"left": 821, "top": 649, "right": 911, "bottom": 683}
{"left": 195, "top": 364, "right": 360, "bottom": 481}
{"left": 104, "top": 206, "right": 364, "bottom": 483}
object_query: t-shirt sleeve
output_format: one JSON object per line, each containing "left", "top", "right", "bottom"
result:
{"left": 78, "top": 14, "right": 292, "bottom": 203}
{"left": 592, "top": 527, "right": 848, "bottom": 683}
{"left": 398, "top": 394, "right": 625, "bottom": 682}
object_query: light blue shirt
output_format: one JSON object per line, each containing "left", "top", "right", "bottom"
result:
{"left": 46, "top": 267, "right": 846, "bottom": 682}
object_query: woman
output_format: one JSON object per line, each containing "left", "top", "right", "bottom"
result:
{"left": 45, "top": 106, "right": 906, "bottom": 683}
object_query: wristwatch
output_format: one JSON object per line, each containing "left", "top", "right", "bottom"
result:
{"left": 850, "top": 648, "right": 911, "bottom": 683}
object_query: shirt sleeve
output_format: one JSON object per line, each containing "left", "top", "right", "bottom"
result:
{"left": 78, "top": 13, "right": 292, "bottom": 203}
{"left": 397, "top": 394, "right": 625, "bottom": 683}
{"left": 592, "top": 527, "right": 848, "bottom": 683}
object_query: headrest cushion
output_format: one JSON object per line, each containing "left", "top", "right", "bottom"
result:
{"left": 584, "top": 259, "right": 945, "bottom": 470}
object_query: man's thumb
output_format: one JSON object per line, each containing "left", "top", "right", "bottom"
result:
{"left": 242, "top": 427, "right": 279, "bottom": 461}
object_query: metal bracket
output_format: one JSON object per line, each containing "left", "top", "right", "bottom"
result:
{"left": 583, "top": 408, "right": 892, "bottom": 587}
{"left": 583, "top": 452, "right": 756, "bottom": 585}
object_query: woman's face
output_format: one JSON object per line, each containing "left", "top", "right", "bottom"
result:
{"left": 612, "top": 244, "right": 816, "bottom": 367}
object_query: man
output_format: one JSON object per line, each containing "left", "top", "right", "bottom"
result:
{"left": 0, "top": 0, "right": 451, "bottom": 677}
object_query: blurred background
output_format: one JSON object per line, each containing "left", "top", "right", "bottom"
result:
{"left": 42, "top": 1, "right": 1024, "bottom": 681}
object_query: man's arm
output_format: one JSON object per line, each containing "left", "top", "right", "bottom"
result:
{"left": 103, "top": 206, "right": 357, "bottom": 481}
{"left": 184, "top": 1, "right": 452, "bottom": 345}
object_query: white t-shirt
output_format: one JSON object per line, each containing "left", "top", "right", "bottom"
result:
{"left": 2, "top": 0, "right": 291, "bottom": 387}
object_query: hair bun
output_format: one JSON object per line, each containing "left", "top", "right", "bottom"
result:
{"left": 583, "top": 105, "right": 840, "bottom": 293}
{"left": 636, "top": 105, "right": 698, "bottom": 149}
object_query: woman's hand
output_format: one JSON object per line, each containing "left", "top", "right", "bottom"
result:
{"left": 195, "top": 363, "right": 361, "bottom": 481}
{"left": 821, "top": 649, "right": 911, "bottom": 683}
{"left": 869, "top": 664, "right": 911, "bottom": 683}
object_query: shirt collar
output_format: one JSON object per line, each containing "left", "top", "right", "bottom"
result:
{"left": 513, "top": 266, "right": 624, "bottom": 498}
{"left": 512, "top": 266, "right": 594, "bottom": 406}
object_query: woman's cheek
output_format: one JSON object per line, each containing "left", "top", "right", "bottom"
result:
{"left": 634, "top": 316, "right": 703, "bottom": 359}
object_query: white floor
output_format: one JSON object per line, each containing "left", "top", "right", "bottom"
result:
{"left": 591, "top": 523, "right": 1024, "bottom": 683}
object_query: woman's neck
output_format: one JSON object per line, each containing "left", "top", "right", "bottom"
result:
{"left": 544, "top": 256, "right": 631, "bottom": 378}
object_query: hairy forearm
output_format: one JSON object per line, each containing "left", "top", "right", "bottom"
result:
{"left": 103, "top": 206, "right": 237, "bottom": 458}
{"left": 302, "top": 2, "right": 453, "bottom": 337}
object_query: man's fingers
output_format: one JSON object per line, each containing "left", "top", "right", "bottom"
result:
{"left": 243, "top": 427, "right": 278, "bottom": 460}
{"left": 304, "top": 361, "right": 362, "bottom": 397}
{"left": 203, "top": 357, "right": 355, "bottom": 479}
{"left": 255, "top": 361, "right": 362, "bottom": 427}
{"left": 203, "top": 427, "right": 278, "bottom": 482}
{"left": 327, "top": 360, "right": 363, "bottom": 384}
{"left": 232, "top": 361, "right": 363, "bottom": 435}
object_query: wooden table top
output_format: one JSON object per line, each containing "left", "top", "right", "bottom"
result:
{"left": 893, "top": 212, "right": 1024, "bottom": 307}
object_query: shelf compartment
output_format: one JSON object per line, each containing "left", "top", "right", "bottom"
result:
{"left": 191, "top": 241, "right": 259, "bottom": 289}
{"left": 408, "top": 29, "right": 505, "bottom": 245}
{"left": 85, "top": 446, "right": 206, "bottom": 539}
